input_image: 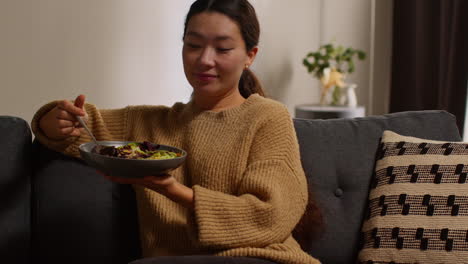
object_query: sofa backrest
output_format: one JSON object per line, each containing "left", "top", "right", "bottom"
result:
{"left": 30, "top": 141, "right": 141, "bottom": 264}
{"left": 293, "top": 110, "right": 462, "bottom": 264}
{"left": 0, "top": 116, "right": 32, "bottom": 264}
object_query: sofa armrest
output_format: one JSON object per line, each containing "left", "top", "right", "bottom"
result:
{"left": 0, "top": 116, "right": 32, "bottom": 263}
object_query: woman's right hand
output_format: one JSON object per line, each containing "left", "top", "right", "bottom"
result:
{"left": 39, "top": 94, "right": 87, "bottom": 140}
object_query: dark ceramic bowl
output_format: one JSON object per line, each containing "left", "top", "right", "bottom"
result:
{"left": 78, "top": 141, "right": 187, "bottom": 178}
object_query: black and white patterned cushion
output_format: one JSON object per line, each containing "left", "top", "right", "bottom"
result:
{"left": 358, "top": 130, "right": 468, "bottom": 263}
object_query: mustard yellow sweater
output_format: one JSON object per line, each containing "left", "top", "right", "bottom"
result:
{"left": 31, "top": 94, "right": 320, "bottom": 264}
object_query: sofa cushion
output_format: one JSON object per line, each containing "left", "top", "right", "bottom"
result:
{"left": 293, "top": 110, "right": 462, "bottom": 264}
{"left": 357, "top": 130, "right": 468, "bottom": 263}
{"left": 31, "top": 141, "right": 141, "bottom": 264}
{"left": 0, "top": 116, "right": 31, "bottom": 264}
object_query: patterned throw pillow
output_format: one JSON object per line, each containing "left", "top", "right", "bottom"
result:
{"left": 358, "top": 130, "right": 468, "bottom": 264}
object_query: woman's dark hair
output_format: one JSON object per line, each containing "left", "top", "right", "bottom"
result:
{"left": 183, "top": 0, "right": 266, "bottom": 98}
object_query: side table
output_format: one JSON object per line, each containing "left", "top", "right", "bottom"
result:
{"left": 295, "top": 104, "right": 366, "bottom": 119}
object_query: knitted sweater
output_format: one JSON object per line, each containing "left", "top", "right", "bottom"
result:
{"left": 31, "top": 94, "right": 320, "bottom": 264}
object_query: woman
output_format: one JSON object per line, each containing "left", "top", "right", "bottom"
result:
{"left": 32, "top": 0, "right": 320, "bottom": 263}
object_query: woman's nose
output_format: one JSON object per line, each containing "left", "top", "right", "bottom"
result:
{"left": 198, "top": 48, "right": 216, "bottom": 67}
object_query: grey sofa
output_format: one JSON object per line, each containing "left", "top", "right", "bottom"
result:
{"left": 0, "top": 110, "right": 462, "bottom": 264}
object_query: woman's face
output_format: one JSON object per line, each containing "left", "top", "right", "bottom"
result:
{"left": 183, "top": 12, "right": 257, "bottom": 97}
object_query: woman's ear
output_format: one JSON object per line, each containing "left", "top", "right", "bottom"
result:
{"left": 246, "top": 46, "right": 259, "bottom": 67}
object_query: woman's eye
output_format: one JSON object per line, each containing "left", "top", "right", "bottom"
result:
{"left": 217, "top": 48, "right": 233, "bottom": 53}
{"left": 186, "top": 43, "right": 201, "bottom": 49}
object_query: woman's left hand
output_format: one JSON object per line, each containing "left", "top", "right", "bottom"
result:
{"left": 97, "top": 171, "right": 194, "bottom": 209}
{"left": 98, "top": 171, "right": 176, "bottom": 192}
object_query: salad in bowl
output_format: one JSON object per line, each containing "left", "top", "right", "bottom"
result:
{"left": 79, "top": 141, "right": 187, "bottom": 178}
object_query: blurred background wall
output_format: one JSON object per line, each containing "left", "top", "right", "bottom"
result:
{"left": 1, "top": 0, "right": 396, "bottom": 129}
{"left": 1, "top": 0, "right": 193, "bottom": 122}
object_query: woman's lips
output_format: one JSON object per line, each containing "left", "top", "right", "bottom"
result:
{"left": 196, "top": 73, "right": 218, "bottom": 82}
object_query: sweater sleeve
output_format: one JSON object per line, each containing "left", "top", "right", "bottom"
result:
{"left": 31, "top": 101, "right": 129, "bottom": 158}
{"left": 190, "top": 106, "right": 309, "bottom": 249}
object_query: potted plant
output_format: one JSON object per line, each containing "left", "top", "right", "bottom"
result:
{"left": 303, "top": 43, "right": 366, "bottom": 106}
